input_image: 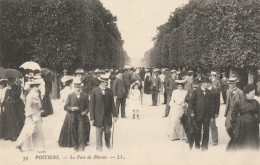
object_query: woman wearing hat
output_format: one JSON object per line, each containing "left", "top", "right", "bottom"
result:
{"left": 1, "top": 77, "right": 25, "bottom": 141}
{"left": 168, "top": 80, "right": 187, "bottom": 141}
{"left": 58, "top": 78, "right": 90, "bottom": 152}
{"left": 228, "top": 84, "right": 260, "bottom": 151}
{"left": 16, "top": 80, "right": 45, "bottom": 152}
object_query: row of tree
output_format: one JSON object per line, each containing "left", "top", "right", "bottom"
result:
{"left": 142, "top": 0, "right": 260, "bottom": 76}
{"left": 0, "top": 0, "right": 129, "bottom": 73}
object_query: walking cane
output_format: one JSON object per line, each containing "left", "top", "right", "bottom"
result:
{"left": 111, "top": 122, "right": 115, "bottom": 149}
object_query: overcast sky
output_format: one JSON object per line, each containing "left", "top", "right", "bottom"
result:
{"left": 100, "top": 0, "right": 189, "bottom": 66}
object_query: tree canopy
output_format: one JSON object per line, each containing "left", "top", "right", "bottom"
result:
{"left": 143, "top": 0, "right": 260, "bottom": 73}
{"left": 0, "top": 0, "right": 129, "bottom": 72}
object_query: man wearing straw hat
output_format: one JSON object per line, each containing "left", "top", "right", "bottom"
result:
{"left": 224, "top": 77, "right": 243, "bottom": 138}
{"left": 89, "top": 74, "right": 118, "bottom": 151}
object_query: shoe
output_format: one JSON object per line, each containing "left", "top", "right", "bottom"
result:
{"left": 213, "top": 142, "right": 218, "bottom": 146}
{"left": 105, "top": 142, "right": 111, "bottom": 149}
{"left": 16, "top": 146, "right": 24, "bottom": 152}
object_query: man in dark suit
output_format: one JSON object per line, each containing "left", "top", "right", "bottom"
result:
{"left": 123, "top": 69, "right": 132, "bottom": 96}
{"left": 112, "top": 72, "right": 128, "bottom": 118}
{"left": 162, "top": 70, "right": 177, "bottom": 117}
{"left": 189, "top": 76, "right": 214, "bottom": 150}
{"left": 207, "top": 83, "right": 220, "bottom": 146}
{"left": 150, "top": 69, "right": 161, "bottom": 106}
{"left": 89, "top": 75, "right": 118, "bottom": 151}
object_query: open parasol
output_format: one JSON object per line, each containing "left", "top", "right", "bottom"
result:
{"left": 0, "top": 69, "right": 23, "bottom": 78}
{"left": 20, "top": 61, "right": 41, "bottom": 71}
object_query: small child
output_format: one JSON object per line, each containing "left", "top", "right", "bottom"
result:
{"left": 130, "top": 82, "right": 141, "bottom": 119}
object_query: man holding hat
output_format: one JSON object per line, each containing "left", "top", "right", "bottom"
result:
{"left": 89, "top": 74, "right": 118, "bottom": 151}
{"left": 189, "top": 75, "right": 213, "bottom": 150}
{"left": 150, "top": 69, "right": 161, "bottom": 106}
{"left": 224, "top": 77, "right": 243, "bottom": 138}
{"left": 221, "top": 73, "right": 228, "bottom": 104}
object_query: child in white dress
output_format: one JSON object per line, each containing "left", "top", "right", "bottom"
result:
{"left": 130, "top": 82, "right": 141, "bottom": 119}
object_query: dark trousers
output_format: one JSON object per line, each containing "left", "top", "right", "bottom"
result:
{"left": 163, "top": 87, "right": 167, "bottom": 104}
{"left": 163, "top": 94, "right": 172, "bottom": 117}
{"left": 73, "top": 113, "right": 87, "bottom": 151}
{"left": 194, "top": 118, "right": 210, "bottom": 150}
{"left": 151, "top": 87, "right": 159, "bottom": 105}
{"left": 222, "top": 90, "right": 227, "bottom": 104}
{"left": 95, "top": 123, "right": 111, "bottom": 151}
{"left": 226, "top": 128, "right": 234, "bottom": 138}
{"left": 116, "top": 97, "right": 126, "bottom": 117}
{"left": 210, "top": 117, "right": 218, "bottom": 143}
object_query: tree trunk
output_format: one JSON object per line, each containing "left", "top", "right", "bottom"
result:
{"left": 51, "top": 70, "right": 60, "bottom": 99}
{"left": 248, "top": 72, "right": 254, "bottom": 84}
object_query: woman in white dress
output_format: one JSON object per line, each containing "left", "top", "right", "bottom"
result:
{"left": 168, "top": 80, "right": 187, "bottom": 141}
{"left": 16, "top": 80, "right": 45, "bottom": 152}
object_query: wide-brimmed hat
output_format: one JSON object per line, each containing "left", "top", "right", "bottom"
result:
{"left": 61, "top": 76, "right": 74, "bottom": 83}
{"left": 188, "top": 70, "right": 194, "bottom": 75}
{"left": 228, "top": 77, "right": 238, "bottom": 84}
{"left": 210, "top": 71, "right": 217, "bottom": 76}
{"left": 28, "top": 80, "right": 41, "bottom": 86}
{"left": 75, "top": 68, "right": 84, "bottom": 74}
{"left": 170, "top": 70, "right": 177, "bottom": 73}
{"left": 63, "top": 69, "right": 68, "bottom": 73}
{"left": 222, "top": 72, "right": 226, "bottom": 75}
{"left": 73, "top": 78, "right": 83, "bottom": 87}
{"left": 98, "top": 74, "right": 109, "bottom": 82}
{"left": 200, "top": 75, "right": 210, "bottom": 83}
{"left": 153, "top": 68, "right": 159, "bottom": 72}
{"left": 175, "top": 79, "right": 186, "bottom": 84}
{"left": 93, "top": 69, "right": 101, "bottom": 74}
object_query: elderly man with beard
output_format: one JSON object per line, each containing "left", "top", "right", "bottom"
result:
{"left": 90, "top": 75, "right": 117, "bottom": 151}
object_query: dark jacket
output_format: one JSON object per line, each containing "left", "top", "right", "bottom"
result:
{"left": 123, "top": 71, "right": 132, "bottom": 86}
{"left": 150, "top": 76, "right": 161, "bottom": 90}
{"left": 89, "top": 87, "right": 117, "bottom": 128}
{"left": 64, "top": 92, "right": 89, "bottom": 123}
{"left": 64, "top": 92, "right": 89, "bottom": 114}
{"left": 165, "top": 77, "right": 177, "bottom": 95}
{"left": 112, "top": 78, "right": 127, "bottom": 99}
{"left": 209, "top": 87, "right": 220, "bottom": 116}
{"left": 189, "top": 87, "right": 214, "bottom": 121}
{"left": 89, "top": 77, "right": 101, "bottom": 95}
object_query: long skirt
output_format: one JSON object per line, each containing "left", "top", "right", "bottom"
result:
{"left": 231, "top": 115, "right": 259, "bottom": 150}
{"left": 1, "top": 101, "right": 25, "bottom": 141}
{"left": 168, "top": 104, "right": 186, "bottom": 140}
{"left": 58, "top": 112, "right": 90, "bottom": 148}
{"left": 41, "top": 94, "right": 53, "bottom": 117}
{"left": 16, "top": 115, "right": 45, "bottom": 152}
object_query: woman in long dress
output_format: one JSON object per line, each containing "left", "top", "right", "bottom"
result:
{"left": 228, "top": 84, "right": 260, "bottom": 151}
{"left": 16, "top": 80, "right": 45, "bottom": 152}
{"left": 1, "top": 77, "right": 25, "bottom": 141}
{"left": 168, "top": 80, "right": 187, "bottom": 141}
{"left": 58, "top": 79, "right": 90, "bottom": 152}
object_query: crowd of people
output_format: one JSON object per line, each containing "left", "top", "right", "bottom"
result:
{"left": 0, "top": 66, "right": 259, "bottom": 153}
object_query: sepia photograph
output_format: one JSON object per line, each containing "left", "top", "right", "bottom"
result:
{"left": 0, "top": 0, "right": 260, "bottom": 165}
